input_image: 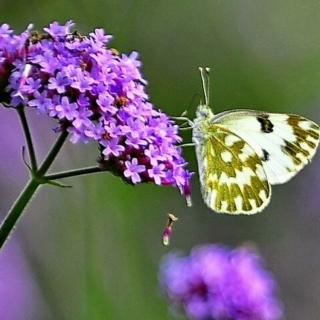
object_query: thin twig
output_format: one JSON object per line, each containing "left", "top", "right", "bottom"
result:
{"left": 17, "top": 106, "right": 38, "bottom": 171}
{"left": 45, "top": 166, "right": 102, "bottom": 181}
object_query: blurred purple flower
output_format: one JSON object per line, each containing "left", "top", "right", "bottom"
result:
{"left": 0, "top": 21, "right": 192, "bottom": 202}
{"left": 0, "top": 241, "right": 37, "bottom": 320}
{"left": 160, "top": 244, "right": 283, "bottom": 320}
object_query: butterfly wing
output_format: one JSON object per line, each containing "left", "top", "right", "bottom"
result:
{"left": 213, "top": 110, "right": 320, "bottom": 184}
{"left": 194, "top": 124, "right": 271, "bottom": 214}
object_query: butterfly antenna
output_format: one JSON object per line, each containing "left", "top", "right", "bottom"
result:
{"left": 199, "top": 67, "right": 210, "bottom": 106}
{"left": 205, "top": 67, "right": 211, "bottom": 106}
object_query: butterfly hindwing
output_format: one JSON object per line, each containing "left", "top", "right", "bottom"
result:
{"left": 195, "top": 124, "right": 271, "bottom": 214}
{"left": 213, "top": 110, "right": 320, "bottom": 185}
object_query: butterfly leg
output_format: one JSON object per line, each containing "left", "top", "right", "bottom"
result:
{"left": 178, "top": 120, "right": 192, "bottom": 128}
{"left": 178, "top": 143, "right": 196, "bottom": 147}
{"left": 171, "top": 116, "right": 194, "bottom": 127}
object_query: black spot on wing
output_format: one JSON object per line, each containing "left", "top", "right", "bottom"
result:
{"left": 257, "top": 115, "right": 274, "bottom": 133}
{"left": 262, "top": 149, "right": 270, "bottom": 161}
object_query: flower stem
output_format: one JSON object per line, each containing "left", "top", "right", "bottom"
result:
{"left": 0, "top": 130, "right": 68, "bottom": 250}
{"left": 45, "top": 166, "right": 102, "bottom": 180}
{"left": 17, "top": 106, "right": 38, "bottom": 172}
{"left": 0, "top": 179, "right": 39, "bottom": 248}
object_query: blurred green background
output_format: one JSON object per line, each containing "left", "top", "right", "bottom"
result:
{"left": 1, "top": 1, "right": 320, "bottom": 319}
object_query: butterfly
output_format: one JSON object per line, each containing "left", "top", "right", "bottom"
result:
{"left": 177, "top": 67, "right": 320, "bottom": 214}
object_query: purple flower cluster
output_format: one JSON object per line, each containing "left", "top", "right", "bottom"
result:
{"left": 0, "top": 21, "right": 192, "bottom": 200}
{"left": 160, "top": 245, "right": 283, "bottom": 320}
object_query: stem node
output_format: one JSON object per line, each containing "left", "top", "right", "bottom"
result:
{"left": 0, "top": 130, "right": 68, "bottom": 250}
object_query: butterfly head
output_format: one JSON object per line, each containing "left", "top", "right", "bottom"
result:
{"left": 196, "top": 104, "right": 214, "bottom": 120}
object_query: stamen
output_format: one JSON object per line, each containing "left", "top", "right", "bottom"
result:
{"left": 186, "top": 194, "right": 192, "bottom": 207}
{"left": 162, "top": 213, "right": 179, "bottom": 246}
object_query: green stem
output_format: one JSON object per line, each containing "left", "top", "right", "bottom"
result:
{"left": 17, "top": 106, "right": 38, "bottom": 171}
{"left": 0, "top": 130, "right": 68, "bottom": 250}
{"left": 45, "top": 166, "right": 102, "bottom": 181}
{"left": 0, "top": 179, "right": 39, "bottom": 248}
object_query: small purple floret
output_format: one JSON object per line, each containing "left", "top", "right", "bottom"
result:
{"left": 148, "top": 164, "right": 166, "bottom": 185}
{"left": 160, "top": 245, "right": 283, "bottom": 320}
{"left": 124, "top": 158, "right": 146, "bottom": 183}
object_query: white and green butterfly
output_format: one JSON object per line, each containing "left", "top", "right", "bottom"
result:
{"left": 178, "top": 67, "right": 320, "bottom": 214}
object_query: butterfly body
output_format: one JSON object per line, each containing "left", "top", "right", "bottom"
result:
{"left": 190, "top": 69, "right": 319, "bottom": 214}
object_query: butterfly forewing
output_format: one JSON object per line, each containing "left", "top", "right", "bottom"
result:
{"left": 213, "top": 110, "right": 320, "bottom": 185}
{"left": 195, "top": 125, "right": 271, "bottom": 214}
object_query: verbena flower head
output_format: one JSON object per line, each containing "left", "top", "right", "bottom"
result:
{"left": 0, "top": 21, "right": 192, "bottom": 201}
{"left": 160, "top": 244, "right": 283, "bottom": 320}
